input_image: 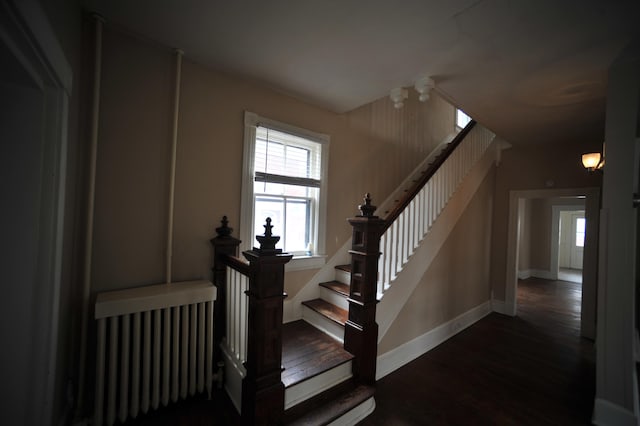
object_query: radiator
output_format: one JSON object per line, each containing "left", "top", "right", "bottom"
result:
{"left": 94, "top": 280, "right": 217, "bottom": 426}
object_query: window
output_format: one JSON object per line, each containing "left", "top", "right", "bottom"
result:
{"left": 455, "top": 108, "right": 472, "bottom": 129}
{"left": 241, "top": 112, "right": 329, "bottom": 270}
{"left": 575, "top": 217, "right": 586, "bottom": 247}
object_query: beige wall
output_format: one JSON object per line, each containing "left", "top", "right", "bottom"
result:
{"left": 378, "top": 168, "right": 495, "bottom": 354}
{"left": 489, "top": 140, "right": 602, "bottom": 300}
{"left": 90, "top": 24, "right": 454, "bottom": 300}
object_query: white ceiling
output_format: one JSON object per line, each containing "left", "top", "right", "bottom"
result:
{"left": 84, "top": 0, "right": 640, "bottom": 146}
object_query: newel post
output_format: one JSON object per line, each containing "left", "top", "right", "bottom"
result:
{"left": 344, "top": 194, "right": 386, "bottom": 385}
{"left": 210, "top": 216, "right": 241, "bottom": 361}
{"left": 241, "top": 218, "right": 292, "bottom": 425}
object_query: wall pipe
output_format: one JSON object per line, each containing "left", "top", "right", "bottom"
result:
{"left": 75, "top": 14, "right": 104, "bottom": 420}
{"left": 166, "top": 49, "right": 183, "bottom": 284}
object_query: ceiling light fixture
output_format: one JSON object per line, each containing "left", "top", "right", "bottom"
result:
{"left": 390, "top": 87, "right": 408, "bottom": 109}
{"left": 582, "top": 143, "right": 605, "bottom": 172}
{"left": 414, "top": 76, "right": 435, "bottom": 102}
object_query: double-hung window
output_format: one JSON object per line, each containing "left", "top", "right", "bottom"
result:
{"left": 241, "top": 112, "right": 329, "bottom": 270}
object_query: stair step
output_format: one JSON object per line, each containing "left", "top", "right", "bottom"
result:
{"left": 284, "top": 379, "right": 375, "bottom": 426}
{"left": 319, "top": 281, "right": 350, "bottom": 297}
{"left": 334, "top": 264, "right": 351, "bottom": 285}
{"left": 335, "top": 264, "right": 351, "bottom": 273}
{"left": 283, "top": 320, "right": 354, "bottom": 409}
{"left": 302, "top": 299, "right": 348, "bottom": 326}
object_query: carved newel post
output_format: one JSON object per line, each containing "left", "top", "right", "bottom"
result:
{"left": 210, "top": 216, "right": 241, "bottom": 361}
{"left": 344, "top": 194, "right": 386, "bottom": 385}
{"left": 241, "top": 218, "right": 292, "bottom": 425}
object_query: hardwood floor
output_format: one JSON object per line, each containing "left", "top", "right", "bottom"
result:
{"left": 358, "top": 278, "right": 595, "bottom": 425}
{"left": 122, "top": 278, "right": 593, "bottom": 425}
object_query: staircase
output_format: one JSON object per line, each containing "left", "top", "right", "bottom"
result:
{"left": 212, "top": 120, "right": 498, "bottom": 425}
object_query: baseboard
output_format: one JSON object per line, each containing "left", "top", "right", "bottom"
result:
{"left": 592, "top": 398, "right": 637, "bottom": 426}
{"left": 517, "top": 269, "right": 531, "bottom": 280}
{"left": 376, "top": 301, "right": 491, "bottom": 380}
{"left": 491, "top": 298, "right": 510, "bottom": 315}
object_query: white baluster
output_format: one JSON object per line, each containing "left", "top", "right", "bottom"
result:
{"left": 152, "top": 309, "right": 161, "bottom": 410}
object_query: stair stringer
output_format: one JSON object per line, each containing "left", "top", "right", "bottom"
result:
{"left": 377, "top": 138, "right": 502, "bottom": 341}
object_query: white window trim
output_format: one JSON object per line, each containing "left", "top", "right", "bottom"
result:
{"left": 241, "top": 111, "right": 329, "bottom": 271}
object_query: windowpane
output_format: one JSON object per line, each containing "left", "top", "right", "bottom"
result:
{"left": 285, "top": 200, "right": 309, "bottom": 253}
{"left": 576, "top": 218, "right": 586, "bottom": 248}
{"left": 456, "top": 109, "right": 471, "bottom": 129}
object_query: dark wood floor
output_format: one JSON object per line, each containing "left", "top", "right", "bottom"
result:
{"left": 358, "top": 278, "right": 595, "bottom": 425}
{"left": 122, "top": 278, "right": 594, "bottom": 425}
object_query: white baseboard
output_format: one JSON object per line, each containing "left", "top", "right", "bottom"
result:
{"left": 592, "top": 398, "right": 637, "bottom": 426}
{"left": 518, "top": 269, "right": 553, "bottom": 280}
{"left": 376, "top": 301, "right": 491, "bottom": 380}
{"left": 491, "top": 298, "right": 516, "bottom": 316}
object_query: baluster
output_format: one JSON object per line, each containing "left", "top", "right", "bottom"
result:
{"left": 211, "top": 216, "right": 241, "bottom": 368}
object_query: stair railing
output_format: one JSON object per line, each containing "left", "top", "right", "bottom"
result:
{"left": 211, "top": 216, "right": 292, "bottom": 425}
{"left": 376, "top": 121, "right": 495, "bottom": 298}
{"left": 344, "top": 121, "right": 494, "bottom": 382}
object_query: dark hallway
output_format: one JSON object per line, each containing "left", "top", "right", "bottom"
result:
{"left": 359, "top": 278, "right": 594, "bottom": 425}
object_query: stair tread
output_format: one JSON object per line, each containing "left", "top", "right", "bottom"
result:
{"left": 282, "top": 320, "right": 353, "bottom": 388}
{"left": 302, "top": 299, "right": 348, "bottom": 326}
{"left": 285, "top": 379, "right": 375, "bottom": 426}
{"left": 335, "top": 264, "right": 351, "bottom": 273}
{"left": 319, "top": 280, "right": 350, "bottom": 297}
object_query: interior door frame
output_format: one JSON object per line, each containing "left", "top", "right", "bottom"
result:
{"left": 506, "top": 187, "right": 599, "bottom": 339}
{"left": 1, "top": 1, "right": 71, "bottom": 424}
{"left": 551, "top": 205, "right": 586, "bottom": 277}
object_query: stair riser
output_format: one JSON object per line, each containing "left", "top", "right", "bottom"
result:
{"left": 335, "top": 269, "right": 351, "bottom": 285}
{"left": 285, "top": 360, "right": 353, "bottom": 410}
{"left": 302, "top": 305, "right": 345, "bottom": 342}
{"left": 320, "top": 287, "right": 349, "bottom": 310}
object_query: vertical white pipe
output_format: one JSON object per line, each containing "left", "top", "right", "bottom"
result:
{"left": 76, "top": 14, "right": 104, "bottom": 419}
{"left": 166, "top": 49, "right": 183, "bottom": 284}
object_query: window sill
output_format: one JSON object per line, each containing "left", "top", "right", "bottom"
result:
{"left": 285, "top": 254, "right": 327, "bottom": 272}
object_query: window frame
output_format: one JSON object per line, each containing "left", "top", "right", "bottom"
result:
{"left": 241, "top": 111, "right": 329, "bottom": 271}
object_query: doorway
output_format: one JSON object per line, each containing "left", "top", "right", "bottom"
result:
{"left": 0, "top": 2, "right": 71, "bottom": 425}
{"left": 558, "top": 210, "right": 585, "bottom": 283}
{"left": 505, "top": 188, "right": 599, "bottom": 339}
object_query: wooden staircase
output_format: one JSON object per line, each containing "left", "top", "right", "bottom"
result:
{"left": 281, "top": 263, "right": 379, "bottom": 425}
{"left": 210, "top": 121, "right": 494, "bottom": 425}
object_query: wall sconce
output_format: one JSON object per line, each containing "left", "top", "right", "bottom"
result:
{"left": 390, "top": 87, "right": 408, "bottom": 109}
{"left": 414, "top": 76, "right": 435, "bottom": 102}
{"left": 582, "top": 144, "right": 605, "bottom": 171}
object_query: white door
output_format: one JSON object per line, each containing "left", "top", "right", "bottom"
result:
{"left": 570, "top": 214, "right": 585, "bottom": 270}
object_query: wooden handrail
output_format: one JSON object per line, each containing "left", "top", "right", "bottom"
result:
{"left": 222, "top": 255, "right": 251, "bottom": 277}
{"left": 383, "top": 120, "right": 476, "bottom": 230}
